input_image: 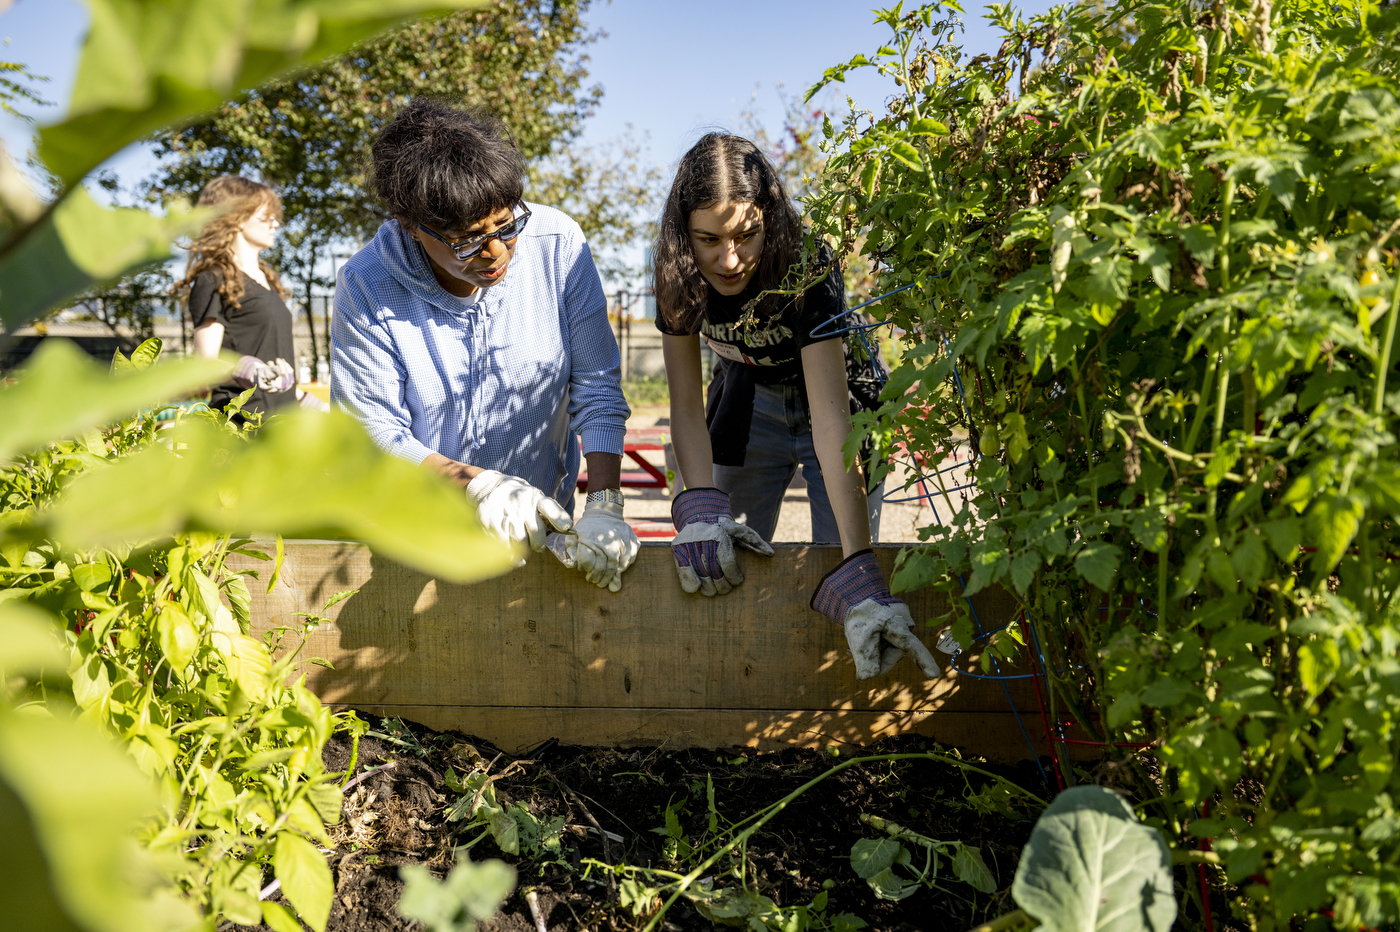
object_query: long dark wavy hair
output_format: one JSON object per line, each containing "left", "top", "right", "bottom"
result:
{"left": 653, "top": 134, "right": 802, "bottom": 333}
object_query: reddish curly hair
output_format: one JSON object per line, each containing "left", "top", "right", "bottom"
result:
{"left": 175, "top": 175, "right": 288, "bottom": 310}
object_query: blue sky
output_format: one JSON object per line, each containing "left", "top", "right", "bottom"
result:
{"left": 0, "top": 0, "right": 1059, "bottom": 189}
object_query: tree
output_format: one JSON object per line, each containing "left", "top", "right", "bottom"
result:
{"left": 0, "top": 60, "right": 50, "bottom": 120}
{"left": 63, "top": 266, "right": 174, "bottom": 346}
{"left": 526, "top": 127, "right": 666, "bottom": 283}
{"left": 148, "top": 1, "right": 660, "bottom": 377}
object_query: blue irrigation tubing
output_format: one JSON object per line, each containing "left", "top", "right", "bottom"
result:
{"left": 808, "top": 281, "right": 922, "bottom": 340}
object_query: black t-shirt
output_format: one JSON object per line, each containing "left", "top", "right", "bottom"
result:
{"left": 189, "top": 269, "right": 297, "bottom": 416}
{"left": 655, "top": 261, "right": 889, "bottom": 466}
{"left": 655, "top": 261, "right": 846, "bottom": 386}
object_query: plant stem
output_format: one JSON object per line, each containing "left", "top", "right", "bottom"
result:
{"left": 1242, "top": 367, "right": 1257, "bottom": 435}
{"left": 640, "top": 753, "right": 1045, "bottom": 932}
{"left": 1373, "top": 276, "right": 1400, "bottom": 415}
{"left": 1183, "top": 351, "right": 1218, "bottom": 456}
{"left": 1219, "top": 177, "right": 1235, "bottom": 291}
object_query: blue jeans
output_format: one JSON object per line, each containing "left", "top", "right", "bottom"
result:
{"left": 713, "top": 382, "right": 884, "bottom": 544}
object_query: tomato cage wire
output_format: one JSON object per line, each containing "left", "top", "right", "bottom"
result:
{"left": 812, "top": 285, "right": 1171, "bottom": 792}
{"left": 810, "top": 282, "right": 1057, "bottom": 791}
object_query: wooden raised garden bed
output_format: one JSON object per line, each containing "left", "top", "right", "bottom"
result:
{"left": 237, "top": 542, "right": 1052, "bottom": 762}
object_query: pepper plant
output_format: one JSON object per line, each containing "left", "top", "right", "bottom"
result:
{"left": 0, "top": 339, "right": 515, "bottom": 930}
{"left": 802, "top": 0, "right": 1400, "bottom": 927}
{"left": 0, "top": 4, "right": 518, "bottom": 928}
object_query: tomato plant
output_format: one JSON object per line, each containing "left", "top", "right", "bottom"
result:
{"left": 803, "top": 0, "right": 1400, "bottom": 926}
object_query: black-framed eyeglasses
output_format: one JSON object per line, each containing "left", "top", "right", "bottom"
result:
{"left": 418, "top": 208, "right": 532, "bottom": 261}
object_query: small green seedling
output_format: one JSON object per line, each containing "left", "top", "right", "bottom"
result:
{"left": 850, "top": 813, "right": 997, "bottom": 901}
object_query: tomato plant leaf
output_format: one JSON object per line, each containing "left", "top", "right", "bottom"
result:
{"left": 274, "top": 832, "right": 333, "bottom": 932}
{"left": 1307, "top": 494, "right": 1365, "bottom": 575}
{"left": 888, "top": 140, "right": 924, "bottom": 172}
{"left": 1074, "top": 542, "right": 1119, "bottom": 591}
{"left": 1010, "top": 550, "right": 1041, "bottom": 595}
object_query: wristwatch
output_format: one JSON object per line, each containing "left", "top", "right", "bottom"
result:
{"left": 586, "top": 488, "right": 624, "bottom": 506}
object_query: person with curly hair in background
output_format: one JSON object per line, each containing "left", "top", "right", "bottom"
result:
{"left": 176, "top": 175, "right": 328, "bottom": 418}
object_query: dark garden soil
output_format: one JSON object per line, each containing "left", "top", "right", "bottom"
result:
{"left": 239, "top": 716, "right": 1059, "bottom": 932}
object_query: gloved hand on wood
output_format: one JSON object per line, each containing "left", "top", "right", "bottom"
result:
{"left": 232, "top": 355, "right": 295, "bottom": 393}
{"left": 811, "top": 550, "right": 940, "bottom": 681}
{"left": 668, "top": 488, "right": 773, "bottom": 596}
{"left": 550, "top": 498, "right": 640, "bottom": 592}
{"left": 465, "top": 470, "right": 573, "bottom": 560}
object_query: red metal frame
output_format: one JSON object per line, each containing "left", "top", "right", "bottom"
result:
{"left": 576, "top": 428, "right": 677, "bottom": 539}
{"left": 577, "top": 428, "right": 669, "bottom": 491}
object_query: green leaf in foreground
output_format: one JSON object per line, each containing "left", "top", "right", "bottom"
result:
{"left": 398, "top": 857, "right": 516, "bottom": 932}
{"left": 0, "top": 188, "right": 212, "bottom": 331}
{"left": 1012, "top": 786, "right": 1176, "bottom": 932}
{"left": 47, "top": 411, "right": 515, "bottom": 584}
{"left": 0, "top": 604, "right": 198, "bottom": 932}
{"left": 40, "top": 0, "right": 493, "bottom": 190}
{"left": 0, "top": 338, "right": 227, "bottom": 464}
{"left": 274, "top": 832, "right": 333, "bottom": 932}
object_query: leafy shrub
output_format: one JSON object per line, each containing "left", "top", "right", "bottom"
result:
{"left": 803, "top": 0, "right": 1400, "bottom": 926}
{"left": 0, "top": 3, "right": 515, "bottom": 929}
{"left": 0, "top": 340, "right": 512, "bottom": 930}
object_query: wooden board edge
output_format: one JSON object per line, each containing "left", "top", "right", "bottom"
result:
{"left": 345, "top": 704, "right": 1098, "bottom": 764}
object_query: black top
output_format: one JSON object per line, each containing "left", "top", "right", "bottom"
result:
{"left": 655, "top": 260, "right": 845, "bottom": 384}
{"left": 189, "top": 269, "right": 297, "bottom": 416}
{"left": 655, "top": 261, "right": 888, "bottom": 467}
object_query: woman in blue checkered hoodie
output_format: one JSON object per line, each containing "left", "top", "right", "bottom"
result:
{"left": 331, "top": 99, "right": 639, "bottom": 592}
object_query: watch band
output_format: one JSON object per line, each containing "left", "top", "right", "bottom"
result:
{"left": 586, "top": 488, "right": 623, "bottom": 506}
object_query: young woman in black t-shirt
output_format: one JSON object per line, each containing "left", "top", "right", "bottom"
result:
{"left": 653, "top": 133, "right": 937, "bottom": 682}
{"left": 175, "top": 175, "right": 327, "bottom": 417}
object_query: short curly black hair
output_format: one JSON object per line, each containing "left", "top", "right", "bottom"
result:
{"left": 371, "top": 98, "right": 525, "bottom": 233}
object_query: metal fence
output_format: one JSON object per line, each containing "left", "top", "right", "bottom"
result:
{"left": 5, "top": 290, "right": 695, "bottom": 384}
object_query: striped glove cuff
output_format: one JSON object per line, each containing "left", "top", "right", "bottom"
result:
{"left": 810, "top": 549, "right": 901, "bottom": 624}
{"left": 231, "top": 355, "right": 263, "bottom": 389}
{"left": 671, "top": 487, "right": 731, "bottom": 529}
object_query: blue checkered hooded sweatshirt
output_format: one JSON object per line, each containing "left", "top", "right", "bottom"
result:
{"left": 330, "top": 204, "right": 629, "bottom": 513}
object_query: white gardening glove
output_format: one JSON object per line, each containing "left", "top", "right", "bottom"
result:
{"left": 811, "top": 550, "right": 940, "bottom": 681}
{"left": 272, "top": 357, "right": 296, "bottom": 391}
{"left": 232, "top": 355, "right": 296, "bottom": 393}
{"left": 843, "top": 600, "right": 941, "bottom": 680}
{"left": 560, "top": 499, "right": 640, "bottom": 592}
{"left": 464, "top": 470, "right": 573, "bottom": 559}
{"left": 669, "top": 488, "right": 774, "bottom": 596}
